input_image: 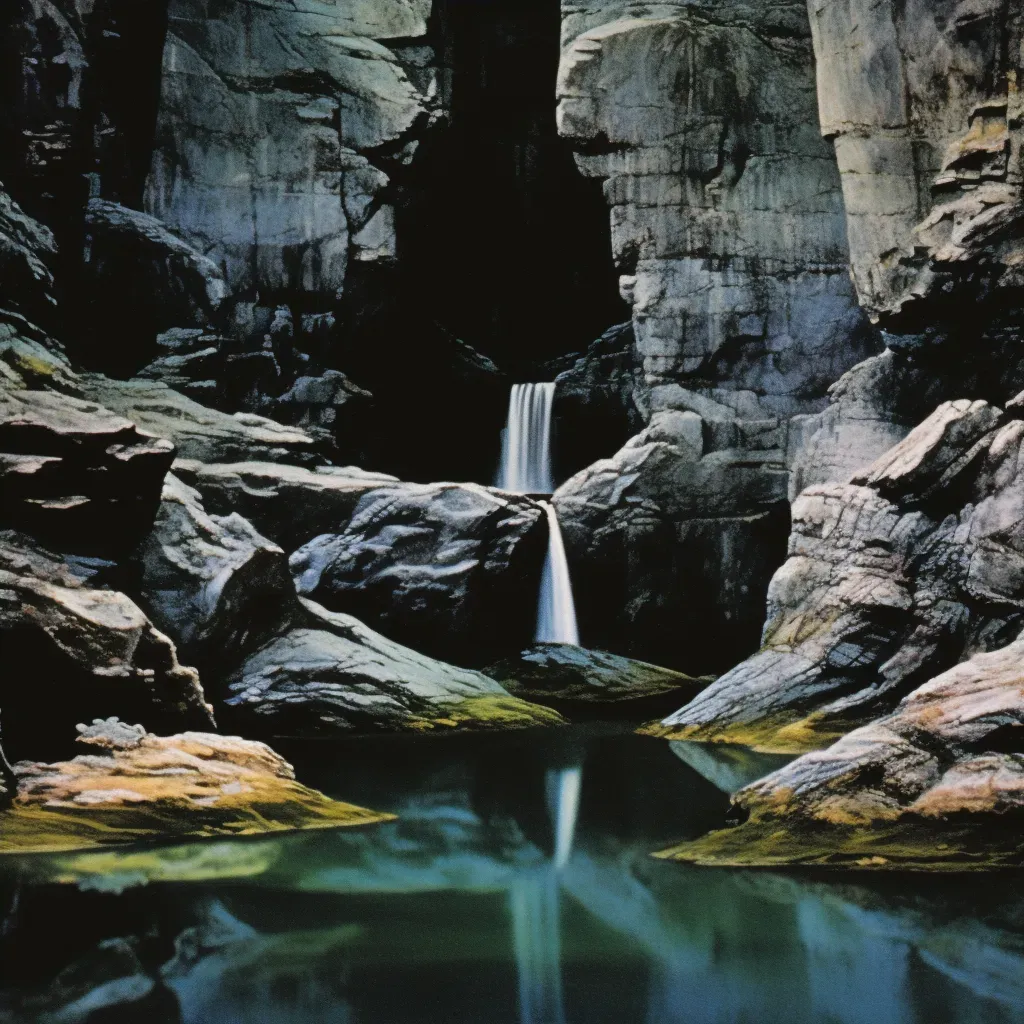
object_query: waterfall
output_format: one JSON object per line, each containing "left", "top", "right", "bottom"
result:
{"left": 498, "top": 383, "right": 555, "bottom": 494}
{"left": 535, "top": 502, "right": 579, "bottom": 645}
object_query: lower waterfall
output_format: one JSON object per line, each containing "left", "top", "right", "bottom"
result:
{"left": 536, "top": 502, "right": 580, "bottom": 645}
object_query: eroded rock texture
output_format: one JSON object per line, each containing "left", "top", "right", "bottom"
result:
{"left": 291, "top": 482, "right": 548, "bottom": 664}
{"left": 1, "top": 717, "right": 387, "bottom": 853}
{"left": 658, "top": 396, "right": 1024, "bottom": 751}
{"left": 661, "top": 635, "right": 1024, "bottom": 869}
{"left": 0, "top": 531, "right": 213, "bottom": 764}
{"left": 557, "top": 0, "right": 877, "bottom": 419}
{"left": 146, "top": 0, "right": 437, "bottom": 299}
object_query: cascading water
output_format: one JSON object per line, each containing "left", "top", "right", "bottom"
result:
{"left": 536, "top": 502, "right": 580, "bottom": 645}
{"left": 498, "top": 383, "right": 555, "bottom": 494}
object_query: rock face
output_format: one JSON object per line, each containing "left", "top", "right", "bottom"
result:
{"left": 556, "top": 0, "right": 877, "bottom": 419}
{"left": 660, "top": 635, "right": 1024, "bottom": 869}
{"left": 81, "top": 199, "right": 226, "bottom": 375}
{"left": 1, "top": 717, "right": 389, "bottom": 854}
{"left": 554, "top": 409, "right": 790, "bottom": 673}
{"left": 657, "top": 397, "right": 1024, "bottom": 751}
{"left": 221, "top": 599, "right": 564, "bottom": 735}
{"left": 489, "top": 642, "right": 709, "bottom": 712}
{"left": 78, "top": 374, "right": 317, "bottom": 465}
{"left": 136, "top": 474, "right": 301, "bottom": 674}
{"left": 290, "top": 482, "right": 549, "bottom": 663}
{"left": 146, "top": 0, "right": 437, "bottom": 299}
{"left": 0, "top": 531, "right": 213, "bottom": 764}
{"left": 172, "top": 459, "right": 398, "bottom": 555}
{"left": 0, "top": 384, "right": 174, "bottom": 556}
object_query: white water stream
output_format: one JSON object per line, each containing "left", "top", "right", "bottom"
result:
{"left": 498, "top": 382, "right": 556, "bottom": 494}
{"left": 535, "top": 502, "right": 579, "bottom": 645}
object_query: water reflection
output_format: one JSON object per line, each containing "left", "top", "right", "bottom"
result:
{"left": 1, "top": 727, "right": 1023, "bottom": 1024}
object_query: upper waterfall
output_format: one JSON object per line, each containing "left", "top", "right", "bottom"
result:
{"left": 498, "top": 383, "right": 556, "bottom": 494}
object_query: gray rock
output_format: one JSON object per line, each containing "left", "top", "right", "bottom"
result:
{"left": 221, "top": 598, "right": 564, "bottom": 735}
{"left": 556, "top": 0, "right": 878, "bottom": 419}
{"left": 78, "top": 375, "right": 317, "bottom": 465}
{"left": 82, "top": 199, "right": 225, "bottom": 374}
{"left": 553, "top": 417, "right": 790, "bottom": 673}
{"left": 0, "top": 310, "right": 79, "bottom": 393}
{"left": 488, "top": 643, "right": 710, "bottom": 711}
{"left": 171, "top": 459, "right": 398, "bottom": 554}
{"left": 0, "top": 382, "right": 174, "bottom": 556}
{"left": 0, "top": 183, "right": 57, "bottom": 327}
{"left": 0, "top": 530, "right": 213, "bottom": 763}
{"left": 290, "top": 482, "right": 549, "bottom": 663}
{"left": 146, "top": 0, "right": 438, "bottom": 298}
{"left": 136, "top": 474, "right": 301, "bottom": 672}
{"left": 661, "top": 633, "right": 1024, "bottom": 869}
{"left": 657, "top": 396, "right": 1024, "bottom": 751}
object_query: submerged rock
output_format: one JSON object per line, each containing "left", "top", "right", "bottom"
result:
{"left": 489, "top": 643, "right": 709, "bottom": 714}
{"left": 654, "top": 397, "right": 1024, "bottom": 751}
{"left": 0, "top": 531, "right": 213, "bottom": 762}
{"left": 290, "top": 482, "right": 548, "bottom": 663}
{"left": 219, "top": 599, "right": 565, "bottom": 735}
{"left": 78, "top": 375, "right": 316, "bottom": 465}
{"left": 0, "top": 718, "right": 389, "bottom": 854}
{"left": 659, "top": 635, "right": 1024, "bottom": 870}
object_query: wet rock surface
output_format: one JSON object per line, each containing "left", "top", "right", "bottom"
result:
{"left": 1, "top": 717, "right": 388, "bottom": 854}
{"left": 655, "top": 396, "right": 1024, "bottom": 752}
{"left": 489, "top": 643, "right": 710, "bottom": 714}
{"left": 290, "top": 482, "right": 549, "bottom": 664}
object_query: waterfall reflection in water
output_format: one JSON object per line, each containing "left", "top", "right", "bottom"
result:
{"left": 1, "top": 728, "right": 1023, "bottom": 1024}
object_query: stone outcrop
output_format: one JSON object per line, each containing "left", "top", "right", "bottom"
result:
{"left": 556, "top": 0, "right": 877, "bottom": 420}
{"left": 656, "top": 396, "right": 1024, "bottom": 751}
{"left": 0, "top": 383, "right": 174, "bottom": 556}
{"left": 290, "top": 482, "right": 549, "bottom": 663}
{"left": 0, "top": 531, "right": 213, "bottom": 763}
{"left": 172, "top": 459, "right": 398, "bottom": 555}
{"left": 554, "top": 408, "right": 790, "bottom": 672}
{"left": 78, "top": 374, "right": 317, "bottom": 465}
{"left": 488, "top": 642, "right": 709, "bottom": 713}
{"left": 1, "top": 717, "right": 389, "bottom": 854}
{"left": 660, "top": 635, "right": 1024, "bottom": 869}
{"left": 136, "top": 474, "right": 300, "bottom": 673}
{"left": 146, "top": 0, "right": 438, "bottom": 299}
{"left": 81, "top": 199, "right": 226, "bottom": 375}
{"left": 220, "top": 598, "right": 564, "bottom": 735}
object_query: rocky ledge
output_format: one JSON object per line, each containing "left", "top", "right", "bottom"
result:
{"left": 658, "top": 635, "right": 1024, "bottom": 870}
{"left": 0, "top": 719, "right": 389, "bottom": 855}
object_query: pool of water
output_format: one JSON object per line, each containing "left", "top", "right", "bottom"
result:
{"left": 1, "top": 725, "right": 1022, "bottom": 1024}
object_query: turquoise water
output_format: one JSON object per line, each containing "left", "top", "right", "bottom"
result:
{"left": 1, "top": 726, "right": 1022, "bottom": 1023}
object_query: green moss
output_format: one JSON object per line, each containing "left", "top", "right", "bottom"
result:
{"left": 654, "top": 816, "right": 1024, "bottom": 871}
{"left": 0, "top": 780, "right": 393, "bottom": 856}
{"left": 638, "top": 712, "right": 850, "bottom": 754}
{"left": 408, "top": 694, "right": 566, "bottom": 731}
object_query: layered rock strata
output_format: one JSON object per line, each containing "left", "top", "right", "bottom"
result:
{"left": 657, "top": 395, "right": 1024, "bottom": 751}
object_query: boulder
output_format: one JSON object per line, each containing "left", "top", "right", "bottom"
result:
{"left": 659, "top": 634, "right": 1024, "bottom": 869}
{"left": 219, "top": 599, "right": 565, "bottom": 735}
{"left": 553, "top": 413, "right": 790, "bottom": 673}
{"left": 136, "top": 474, "right": 301, "bottom": 673}
{"left": 78, "top": 375, "right": 317, "bottom": 465}
{"left": 0, "top": 183, "right": 57, "bottom": 328}
{"left": 655, "top": 397, "right": 1024, "bottom": 751}
{"left": 0, "top": 531, "right": 213, "bottom": 764}
{"left": 290, "top": 482, "right": 549, "bottom": 663}
{"left": 172, "top": 459, "right": 398, "bottom": 555}
{"left": 0, "top": 383, "right": 174, "bottom": 556}
{"left": 488, "top": 643, "right": 711, "bottom": 715}
{"left": 0, "top": 717, "right": 390, "bottom": 854}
